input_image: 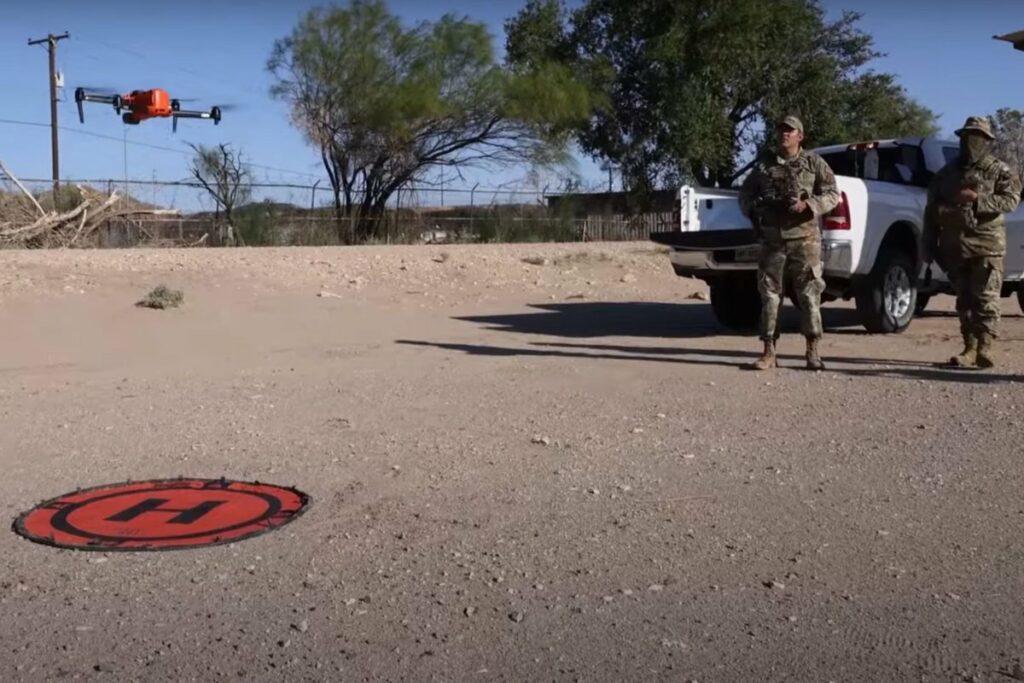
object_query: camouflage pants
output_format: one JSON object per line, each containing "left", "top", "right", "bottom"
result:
{"left": 757, "top": 236, "right": 825, "bottom": 341}
{"left": 950, "top": 255, "right": 1004, "bottom": 338}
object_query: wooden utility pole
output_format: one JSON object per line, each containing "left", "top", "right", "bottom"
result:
{"left": 28, "top": 31, "right": 70, "bottom": 197}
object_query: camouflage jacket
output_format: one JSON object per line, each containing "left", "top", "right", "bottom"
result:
{"left": 923, "top": 155, "right": 1022, "bottom": 259}
{"left": 739, "top": 149, "right": 839, "bottom": 241}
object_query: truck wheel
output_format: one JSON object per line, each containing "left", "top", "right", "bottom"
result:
{"left": 855, "top": 247, "right": 917, "bottom": 333}
{"left": 709, "top": 275, "right": 761, "bottom": 332}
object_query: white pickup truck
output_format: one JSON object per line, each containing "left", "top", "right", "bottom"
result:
{"left": 650, "top": 136, "right": 1024, "bottom": 333}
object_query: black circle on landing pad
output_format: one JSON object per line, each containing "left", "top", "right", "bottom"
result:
{"left": 12, "top": 478, "right": 311, "bottom": 552}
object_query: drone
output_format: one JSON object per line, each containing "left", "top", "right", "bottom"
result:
{"left": 74, "top": 86, "right": 226, "bottom": 132}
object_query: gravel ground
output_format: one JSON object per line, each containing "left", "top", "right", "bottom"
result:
{"left": 1, "top": 242, "right": 1023, "bottom": 683}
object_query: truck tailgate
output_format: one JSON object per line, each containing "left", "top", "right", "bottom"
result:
{"left": 649, "top": 228, "right": 756, "bottom": 249}
{"left": 650, "top": 185, "right": 757, "bottom": 250}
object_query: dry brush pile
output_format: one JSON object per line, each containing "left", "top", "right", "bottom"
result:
{"left": 0, "top": 161, "right": 179, "bottom": 248}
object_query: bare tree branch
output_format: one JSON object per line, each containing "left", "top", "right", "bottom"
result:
{"left": 0, "top": 159, "right": 46, "bottom": 218}
{"left": 188, "top": 143, "right": 252, "bottom": 246}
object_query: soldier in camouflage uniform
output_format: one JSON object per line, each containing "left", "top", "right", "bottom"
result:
{"left": 739, "top": 115, "right": 839, "bottom": 370}
{"left": 923, "top": 115, "right": 1022, "bottom": 369}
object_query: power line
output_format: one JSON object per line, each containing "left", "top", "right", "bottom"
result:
{"left": 0, "top": 117, "right": 324, "bottom": 179}
{"left": 0, "top": 121, "right": 560, "bottom": 197}
{"left": 0, "top": 116, "right": 191, "bottom": 155}
{"left": 77, "top": 36, "right": 267, "bottom": 100}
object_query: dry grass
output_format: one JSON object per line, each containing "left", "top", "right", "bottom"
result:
{"left": 136, "top": 285, "right": 184, "bottom": 310}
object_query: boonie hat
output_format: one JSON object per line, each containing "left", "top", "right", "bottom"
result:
{"left": 955, "top": 115, "right": 995, "bottom": 140}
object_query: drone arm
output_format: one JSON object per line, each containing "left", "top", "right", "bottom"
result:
{"left": 171, "top": 109, "right": 210, "bottom": 134}
{"left": 77, "top": 93, "right": 118, "bottom": 105}
{"left": 74, "top": 88, "right": 122, "bottom": 123}
{"left": 171, "top": 106, "right": 222, "bottom": 133}
{"left": 171, "top": 109, "right": 213, "bottom": 120}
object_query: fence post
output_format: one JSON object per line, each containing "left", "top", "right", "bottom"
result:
{"left": 309, "top": 180, "right": 320, "bottom": 245}
{"left": 469, "top": 182, "right": 478, "bottom": 240}
{"left": 395, "top": 186, "right": 402, "bottom": 244}
{"left": 541, "top": 184, "right": 550, "bottom": 241}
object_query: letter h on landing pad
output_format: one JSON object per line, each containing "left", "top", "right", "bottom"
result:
{"left": 105, "top": 498, "right": 226, "bottom": 525}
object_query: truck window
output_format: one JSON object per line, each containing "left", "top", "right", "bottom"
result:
{"left": 819, "top": 144, "right": 927, "bottom": 187}
{"left": 819, "top": 151, "right": 855, "bottom": 177}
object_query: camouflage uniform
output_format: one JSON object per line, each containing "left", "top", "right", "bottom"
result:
{"left": 922, "top": 115, "right": 1022, "bottom": 368}
{"left": 739, "top": 117, "right": 839, "bottom": 368}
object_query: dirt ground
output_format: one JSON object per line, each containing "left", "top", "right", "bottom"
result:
{"left": 1, "top": 241, "right": 1023, "bottom": 683}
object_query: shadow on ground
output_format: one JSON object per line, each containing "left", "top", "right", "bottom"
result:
{"left": 396, "top": 338, "right": 1019, "bottom": 384}
{"left": 398, "top": 301, "right": 1019, "bottom": 385}
{"left": 454, "top": 301, "right": 867, "bottom": 340}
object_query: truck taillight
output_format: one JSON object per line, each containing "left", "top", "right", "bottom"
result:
{"left": 822, "top": 191, "right": 851, "bottom": 230}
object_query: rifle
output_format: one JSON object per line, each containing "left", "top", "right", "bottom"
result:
{"left": 754, "top": 163, "right": 808, "bottom": 221}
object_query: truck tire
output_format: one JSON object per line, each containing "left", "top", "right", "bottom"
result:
{"left": 709, "top": 275, "right": 761, "bottom": 332}
{"left": 855, "top": 246, "right": 917, "bottom": 333}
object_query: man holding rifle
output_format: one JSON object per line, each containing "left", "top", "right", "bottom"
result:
{"left": 922, "top": 115, "right": 1021, "bottom": 370}
{"left": 739, "top": 115, "right": 839, "bottom": 371}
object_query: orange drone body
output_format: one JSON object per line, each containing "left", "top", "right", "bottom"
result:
{"left": 118, "top": 88, "right": 173, "bottom": 123}
{"left": 74, "top": 86, "right": 223, "bottom": 132}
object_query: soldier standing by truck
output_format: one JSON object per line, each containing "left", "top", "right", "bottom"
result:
{"left": 739, "top": 116, "right": 839, "bottom": 370}
{"left": 922, "top": 115, "right": 1022, "bottom": 369}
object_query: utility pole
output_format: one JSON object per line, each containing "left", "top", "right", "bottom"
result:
{"left": 28, "top": 31, "right": 70, "bottom": 198}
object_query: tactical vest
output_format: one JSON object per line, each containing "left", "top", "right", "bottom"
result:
{"left": 758, "top": 153, "right": 815, "bottom": 239}
{"left": 936, "top": 156, "right": 1009, "bottom": 258}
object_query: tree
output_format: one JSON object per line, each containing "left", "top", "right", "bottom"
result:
{"left": 990, "top": 108, "right": 1024, "bottom": 182}
{"left": 267, "top": 0, "right": 592, "bottom": 243}
{"left": 505, "top": 0, "right": 939, "bottom": 190}
{"left": 188, "top": 143, "right": 252, "bottom": 246}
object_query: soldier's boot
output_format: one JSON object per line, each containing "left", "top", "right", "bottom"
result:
{"left": 805, "top": 336, "right": 825, "bottom": 371}
{"left": 976, "top": 332, "right": 996, "bottom": 369}
{"left": 949, "top": 335, "right": 977, "bottom": 368}
{"left": 749, "top": 339, "right": 777, "bottom": 371}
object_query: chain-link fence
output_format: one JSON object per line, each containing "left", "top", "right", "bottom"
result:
{"left": 2, "top": 177, "right": 672, "bottom": 248}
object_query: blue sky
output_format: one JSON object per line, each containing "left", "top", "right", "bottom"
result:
{"left": 1, "top": 0, "right": 1022, "bottom": 207}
